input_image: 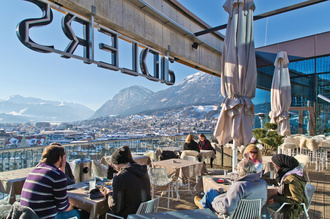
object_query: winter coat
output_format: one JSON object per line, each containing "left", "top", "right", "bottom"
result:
{"left": 212, "top": 173, "right": 268, "bottom": 216}
{"left": 198, "top": 139, "right": 215, "bottom": 152}
{"left": 273, "top": 173, "right": 307, "bottom": 219}
{"left": 183, "top": 140, "right": 200, "bottom": 152}
{"left": 107, "top": 163, "right": 151, "bottom": 218}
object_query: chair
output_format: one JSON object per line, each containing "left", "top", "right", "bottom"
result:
{"left": 105, "top": 197, "right": 160, "bottom": 219}
{"left": 271, "top": 183, "right": 315, "bottom": 219}
{"left": 221, "top": 199, "right": 262, "bottom": 219}
{"left": 182, "top": 155, "right": 198, "bottom": 161}
{"left": 136, "top": 197, "right": 160, "bottom": 214}
{"left": 148, "top": 168, "right": 172, "bottom": 210}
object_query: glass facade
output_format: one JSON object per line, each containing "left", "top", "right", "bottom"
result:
{"left": 257, "top": 55, "right": 330, "bottom": 135}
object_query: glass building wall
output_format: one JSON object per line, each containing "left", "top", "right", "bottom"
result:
{"left": 257, "top": 55, "right": 330, "bottom": 135}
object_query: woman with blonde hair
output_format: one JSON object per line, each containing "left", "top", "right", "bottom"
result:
{"left": 183, "top": 134, "right": 200, "bottom": 152}
{"left": 243, "top": 144, "right": 263, "bottom": 173}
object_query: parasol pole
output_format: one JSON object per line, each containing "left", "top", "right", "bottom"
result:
{"left": 232, "top": 140, "right": 238, "bottom": 172}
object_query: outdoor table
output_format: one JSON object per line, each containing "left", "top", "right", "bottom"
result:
{"left": 200, "top": 175, "right": 231, "bottom": 194}
{"left": 152, "top": 159, "right": 208, "bottom": 200}
{"left": 100, "top": 155, "right": 151, "bottom": 166}
{"left": 200, "top": 150, "right": 216, "bottom": 164}
{"left": 127, "top": 208, "right": 218, "bottom": 219}
{"left": 67, "top": 181, "right": 110, "bottom": 219}
{"left": 0, "top": 167, "right": 34, "bottom": 204}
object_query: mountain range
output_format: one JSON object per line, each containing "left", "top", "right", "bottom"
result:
{"left": 0, "top": 95, "right": 94, "bottom": 123}
{"left": 0, "top": 72, "right": 270, "bottom": 123}
{"left": 91, "top": 72, "right": 223, "bottom": 118}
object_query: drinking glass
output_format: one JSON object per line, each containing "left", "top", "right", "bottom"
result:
{"left": 89, "top": 178, "right": 96, "bottom": 192}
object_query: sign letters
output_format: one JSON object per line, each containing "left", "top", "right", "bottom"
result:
{"left": 17, "top": 0, "right": 175, "bottom": 85}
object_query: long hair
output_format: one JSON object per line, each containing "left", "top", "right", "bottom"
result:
{"left": 185, "top": 134, "right": 195, "bottom": 143}
{"left": 243, "top": 144, "right": 262, "bottom": 161}
{"left": 41, "top": 143, "right": 65, "bottom": 164}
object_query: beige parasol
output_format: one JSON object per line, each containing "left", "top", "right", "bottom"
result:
{"left": 269, "top": 51, "right": 291, "bottom": 136}
{"left": 214, "top": 0, "right": 257, "bottom": 171}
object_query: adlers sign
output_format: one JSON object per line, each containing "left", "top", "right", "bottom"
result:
{"left": 16, "top": 0, "right": 175, "bottom": 85}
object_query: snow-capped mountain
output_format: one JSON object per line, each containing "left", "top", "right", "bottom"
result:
{"left": 90, "top": 86, "right": 155, "bottom": 119}
{"left": 0, "top": 95, "right": 94, "bottom": 123}
{"left": 90, "top": 72, "right": 224, "bottom": 118}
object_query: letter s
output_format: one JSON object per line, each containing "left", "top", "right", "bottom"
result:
{"left": 16, "top": 0, "right": 54, "bottom": 53}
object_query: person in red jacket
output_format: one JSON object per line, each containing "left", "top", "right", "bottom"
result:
{"left": 198, "top": 134, "right": 216, "bottom": 167}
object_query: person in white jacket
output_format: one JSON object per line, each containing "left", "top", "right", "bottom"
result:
{"left": 194, "top": 159, "right": 267, "bottom": 217}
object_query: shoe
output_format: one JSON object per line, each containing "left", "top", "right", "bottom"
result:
{"left": 194, "top": 196, "right": 203, "bottom": 209}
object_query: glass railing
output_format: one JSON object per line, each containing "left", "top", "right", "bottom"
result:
{"left": 0, "top": 135, "right": 191, "bottom": 172}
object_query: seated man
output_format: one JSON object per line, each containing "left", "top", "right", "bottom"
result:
{"left": 20, "top": 143, "right": 82, "bottom": 219}
{"left": 194, "top": 159, "right": 268, "bottom": 217}
{"left": 103, "top": 146, "right": 151, "bottom": 218}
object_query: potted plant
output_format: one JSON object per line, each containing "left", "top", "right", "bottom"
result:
{"left": 253, "top": 122, "right": 284, "bottom": 155}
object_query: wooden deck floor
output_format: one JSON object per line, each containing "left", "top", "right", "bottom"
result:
{"left": 155, "top": 164, "right": 329, "bottom": 219}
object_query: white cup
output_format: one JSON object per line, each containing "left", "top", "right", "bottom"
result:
{"left": 89, "top": 178, "right": 96, "bottom": 191}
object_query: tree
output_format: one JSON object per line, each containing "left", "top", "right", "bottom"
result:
{"left": 253, "top": 122, "right": 284, "bottom": 155}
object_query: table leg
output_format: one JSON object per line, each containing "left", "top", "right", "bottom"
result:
{"left": 175, "top": 179, "right": 180, "bottom": 201}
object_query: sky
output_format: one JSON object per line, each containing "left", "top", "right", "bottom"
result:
{"left": 0, "top": 0, "right": 329, "bottom": 111}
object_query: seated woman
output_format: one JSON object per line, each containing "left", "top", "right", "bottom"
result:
{"left": 107, "top": 146, "right": 136, "bottom": 179}
{"left": 183, "top": 134, "right": 200, "bottom": 152}
{"left": 194, "top": 159, "right": 267, "bottom": 217}
{"left": 198, "top": 134, "right": 216, "bottom": 167}
{"left": 265, "top": 154, "right": 307, "bottom": 219}
{"left": 242, "top": 144, "right": 263, "bottom": 174}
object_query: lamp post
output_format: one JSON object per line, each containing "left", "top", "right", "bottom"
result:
{"left": 255, "top": 113, "right": 266, "bottom": 128}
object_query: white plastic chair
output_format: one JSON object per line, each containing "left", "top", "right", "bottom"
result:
{"left": 105, "top": 197, "right": 160, "bottom": 219}
{"left": 221, "top": 199, "right": 262, "bottom": 219}
{"left": 182, "top": 155, "right": 198, "bottom": 162}
{"left": 271, "top": 183, "right": 315, "bottom": 219}
{"left": 148, "top": 167, "right": 172, "bottom": 210}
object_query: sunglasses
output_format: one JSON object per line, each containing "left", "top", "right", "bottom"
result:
{"left": 250, "top": 151, "right": 258, "bottom": 154}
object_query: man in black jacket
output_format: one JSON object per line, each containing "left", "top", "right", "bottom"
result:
{"left": 103, "top": 146, "right": 151, "bottom": 218}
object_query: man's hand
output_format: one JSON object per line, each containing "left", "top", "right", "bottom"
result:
{"left": 59, "top": 155, "right": 66, "bottom": 173}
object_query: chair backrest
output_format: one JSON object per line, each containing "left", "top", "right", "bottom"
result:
{"left": 182, "top": 155, "right": 198, "bottom": 162}
{"left": 230, "top": 199, "right": 262, "bottom": 219}
{"left": 304, "top": 183, "right": 315, "bottom": 211}
{"left": 136, "top": 197, "right": 160, "bottom": 214}
{"left": 180, "top": 150, "right": 199, "bottom": 159}
{"left": 148, "top": 167, "right": 171, "bottom": 186}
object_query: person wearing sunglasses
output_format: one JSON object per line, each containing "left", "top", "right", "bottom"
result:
{"left": 243, "top": 144, "right": 263, "bottom": 174}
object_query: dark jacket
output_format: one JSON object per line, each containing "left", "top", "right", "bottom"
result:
{"left": 108, "top": 163, "right": 151, "bottom": 218}
{"left": 183, "top": 140, "right": 200, "bottom": 152}
{"left": 198, "top": 139, "right": 215, "bottom": 152}
{"left": 273, "top": 174, "right": 307, "bottom": 219}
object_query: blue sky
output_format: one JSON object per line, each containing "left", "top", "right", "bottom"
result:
{"left": 0, "top": 0, "right": 329, "bottom": 110}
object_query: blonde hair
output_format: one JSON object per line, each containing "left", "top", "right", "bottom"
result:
{"left": 185, "top": 134, "right": 195, "bottom": 143}
{"left": 243, "top": 144, "right": 262, "bottom": 161}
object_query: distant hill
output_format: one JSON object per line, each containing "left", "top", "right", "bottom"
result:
{"left": 0, "top": 95, "right": 94, "bottom": 123}
{"left": 90, "top": 86, "right": 155, "bottom": 119}
{"left": 90, "top": 72, "right": 224, "bottom": 118}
